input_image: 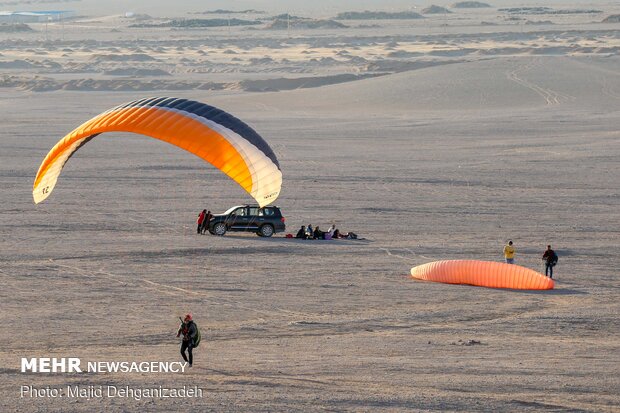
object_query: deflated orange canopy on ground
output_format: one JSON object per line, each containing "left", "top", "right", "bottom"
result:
{"left": 411, "top": 260, "right": 554, "bottom": 290}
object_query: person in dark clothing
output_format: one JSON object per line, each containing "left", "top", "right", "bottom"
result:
{"left": 177, "top": 313, "right": 198, "bottom": 366}
{"left": 201, "top": 210, "right": 213, "bottom": 234}
{"left": 295, "top": 226, "right": 308, "bottom": 239}
{"left": 542, "top": 245, "right": 558, "bottom": 278}
{"left": 197, "top": 210, "right": 206, "bottom": 234}
{"left": 313, "top": 226, "right": 324, "bottom": 240}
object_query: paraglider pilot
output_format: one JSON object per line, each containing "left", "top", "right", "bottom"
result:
{"left": 542, "top": 245, "right": 558, "bottom": 279}
{"left": 177, "top": 313, "right": 198, "bottom": 367}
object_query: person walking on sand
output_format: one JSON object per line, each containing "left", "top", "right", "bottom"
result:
{"left": 177, "top": 313, "right": 200, "bottom": 367}
{"left": 542, "top": 245, "right": 558, "bottom": 279}
{"left": 503, "top": 240, "right": 515, "bottom": 264}
{"left": 197, "top": 210, "right": 206, "bottom": 234}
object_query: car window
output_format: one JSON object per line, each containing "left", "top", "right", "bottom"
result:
{"left": 224, "top": 206, "right": 242, "bottom": 215}
{"left": 263, "top": 207, "right": 275, "bottom": 216}
{"left": 248, "top": 207, "right": 260, "bottom": 216}
{"left": 233, "top": 207, "right": 246, "bottom": 216}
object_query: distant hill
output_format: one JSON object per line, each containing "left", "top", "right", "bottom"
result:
{"left": 335, "top": 11, "right": 423, "bottom": 20}
{"left": 451, "top": 2, "right": 491, "bottom": 8}
{"left": 103, "top": 68, "right": 171, "bottom": 77}
{"left": 193, "top": 10, "right": 265, "bottom": 15}
{"left": 525, "top": 20, "right": 554, "bottom": 25}
{"left": 422, "top": 5, "right": 452, "bottom": 14}
{"left": 602, "top": 14, "right": 620, "bottom": 23}
{"left": 500, "top": 7, "right": 602, "bottom": 15}
{"left": 271, "top": 14, "right": 305, "bottom": 20}
{"left": 0, "top": 23, "right": 33, "bottom": 33}
{"left": 266, "top": 18, "right": 347, "bottom": 30}
{"left": 130, "top": 19, "right": 262, "bottom": 28}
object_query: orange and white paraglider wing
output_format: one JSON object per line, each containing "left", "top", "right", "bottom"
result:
{"left": 411, "top": 260, "right": 554, "bottom": 290}
{"left": 33, "top": 97, "right": 282, "bottom": 207}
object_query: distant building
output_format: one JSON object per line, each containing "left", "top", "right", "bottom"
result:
{"left": 0, "top": 11, "right": 74, "bottom": 23}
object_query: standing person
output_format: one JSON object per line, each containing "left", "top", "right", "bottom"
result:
{"left": 177, "top": 313, "right": 200, "bottom": 367}
{"left": 201, "top": 210, "right": 213, "bottom": 234}
{"left": 542, "top": 245, "right": 558, "bottom": 278}
{"left": 197, "top": 210, "right": 206, "bottom": 234}
{"left": 503, "top": 240, "right": 515, "bottom": 264}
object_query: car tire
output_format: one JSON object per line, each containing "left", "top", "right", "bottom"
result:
{"left": 213, "top": 223, "right": 227, "bottom": 236}
{"left": 259, "top": 224, "right": 274, "bottom": 237}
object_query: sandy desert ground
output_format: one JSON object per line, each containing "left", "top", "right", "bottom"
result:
{"left": 1, "top": 3, "right": 619, "bottom": 412}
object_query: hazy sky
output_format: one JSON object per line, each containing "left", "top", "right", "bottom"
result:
{"left": 3, "top": 0, "right": 600, "bottom": 17}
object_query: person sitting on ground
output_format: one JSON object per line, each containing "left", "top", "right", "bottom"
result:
{"left": 331, "top": 227, "right": 356, "bottom": 239}
{"left": 313, "top": 226, "right": 324, "bottom": 240}
{"left": 347, "top": 232, "right": 357, "bottom": 239}
{"left": 306, "top": 224, "right": 313, "bottom": 238}
{"left": 295, "top": 226, "right": 307, "bottom": 239}
{"left": 325, "top": 224, "right": 336, "bottom": 240}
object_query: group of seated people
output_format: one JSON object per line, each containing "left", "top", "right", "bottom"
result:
{"left": 294, "top": 224, "right": 357, "bottom": 240}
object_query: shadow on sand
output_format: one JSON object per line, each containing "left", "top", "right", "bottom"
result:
{"left": 409, "top": 278, "right": 587, "bottom": 295}
{"left": 508, "top": 287, "right": 587, "bottom": 296}
{"left": 211, "top": 233, "right": 372, "bottom": 245}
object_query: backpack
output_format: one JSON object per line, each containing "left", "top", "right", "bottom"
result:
{"left": 193, "top": 323, "right": 201, "bottom": 348}
{"left": 180, "top": 321, "right": 201, "bottom": 348}
{"left": 551, "top": 253, "right": 558, "bottom": 267}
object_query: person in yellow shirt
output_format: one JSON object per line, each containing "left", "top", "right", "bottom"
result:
{"left": 504, "top": 240, "right": 515, "bottom": 264}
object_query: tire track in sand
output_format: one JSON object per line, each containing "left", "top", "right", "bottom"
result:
{"left": 506, "top": 58, "right": 574, "bottom": 106}
{"left": 47, "top": 259, "right": 311, "bottom": 323}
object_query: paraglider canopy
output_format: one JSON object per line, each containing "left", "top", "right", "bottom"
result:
{"left": 411, "top": 260, "right": 554, "bottom": 290}
{"left": 33, "top": 97, "right": 282, "bottom": 207}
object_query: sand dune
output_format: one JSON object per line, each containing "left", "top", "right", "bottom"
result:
{"left": 215, "top": 56, "right": 619, "bottom": 113}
